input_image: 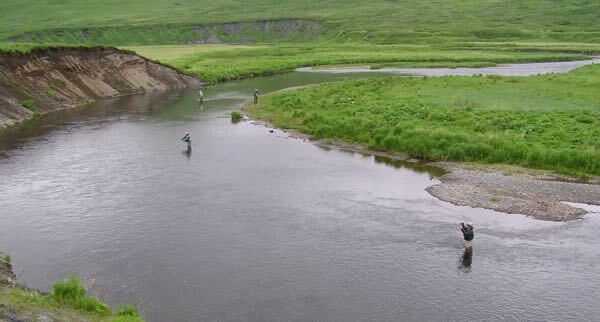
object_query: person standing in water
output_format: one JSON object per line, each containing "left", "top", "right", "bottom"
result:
{"left": 460, "top": 222, "right": 474, "bottom": 248}
{"left": 181, "top": 132, "right": 191, "bottom": 151}
{"left": 253, "top": 89, "right": 259, "bottom": 104}
{"left": 198, "top": 89, "right": 204, "bottom": 104}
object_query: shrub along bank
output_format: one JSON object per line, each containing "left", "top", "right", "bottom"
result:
{"left": 246, "top": 64, "right": 600, "bottom": 176}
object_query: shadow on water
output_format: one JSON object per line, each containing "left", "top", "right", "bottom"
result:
{"left": 182, "top": 148, "right": 192, "bottom": 160}
{"left": 373, "top": 155, "right": 446, "bottom": 178}
{"left": 316, "top": 146, "right": 446, "bottom": 178}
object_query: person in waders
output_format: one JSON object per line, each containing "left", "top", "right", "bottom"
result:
{"left": 460, "top": 222, "right": 474, "bottom": 249}
{"left": 181, "top": 132, "right": 191, "bottom": 152}
{"left": 253, "top": 89, "right": 259, "bottom": 104}
{"left": 198, "top": 89, "right": 204, "bottom": 104}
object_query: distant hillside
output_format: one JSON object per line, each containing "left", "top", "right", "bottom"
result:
{"left": 2, "top": 0, "right": 600, "bottom": 45}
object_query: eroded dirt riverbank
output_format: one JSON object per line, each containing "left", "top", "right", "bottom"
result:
{"left": 0, "top": 46, "right": 200, "bottom": 129}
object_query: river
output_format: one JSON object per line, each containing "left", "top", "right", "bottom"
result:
{"left": 1, "top": 70, "right": 600, "bottom": 321}
{"left": 297, "top": 57, "right": 600, "bottom": 76}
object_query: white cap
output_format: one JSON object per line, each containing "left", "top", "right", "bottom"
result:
{"left": 467, "top": 222, "right": 473, "bottom": 226}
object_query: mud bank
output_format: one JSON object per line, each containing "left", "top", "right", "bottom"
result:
{"left": 0, "top": 47, "right": 200, "bottom": 129}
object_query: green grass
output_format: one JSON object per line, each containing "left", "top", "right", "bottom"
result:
{"left": 1, "top": 0, "right": 600, "bottom": 44}
{"left": 0, "top": 274, "right": 144, "bottom": 321}
{"left": 246, "top": 64, "right": 600, "bottom": 176}
{"left": 21, "top": 99, "right": 36, "bottom": 112}
{"left": 231, "top": 111, "right": 243, "bottom": 123}
{"left": 0, "top": 42, "right": 43, "bottom": 53}
{"left": 53, "top": 276, "right": 112, "bottom": 316}
{"left": 0, "top": 42, "right": 104, "bottom": 54}
{"left": 129, "top": 43, "right": 590, "bottom": 83}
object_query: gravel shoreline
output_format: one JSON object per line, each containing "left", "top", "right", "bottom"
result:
{"left": 426, "top": 162, "right": 600, "bottom": 221}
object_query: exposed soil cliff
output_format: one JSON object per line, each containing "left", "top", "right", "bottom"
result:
{"left": 0, "top": 47, "right": 200, "bottom": 129}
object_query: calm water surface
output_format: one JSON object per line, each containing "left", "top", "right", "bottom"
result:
{"left": 298, "top": 57, "right": 600, "bottom": 76}
{"left": 1, "top": 72, "right": 600, "bottom": 321}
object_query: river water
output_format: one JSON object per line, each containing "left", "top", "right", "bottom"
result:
{"left": 1, "top": 70, "right": 600, "bottom": 321}
{"left": 298, "top": 57, "right": 600, "bottom": 76}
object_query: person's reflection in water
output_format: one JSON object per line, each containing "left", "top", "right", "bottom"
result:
{"left": 182, "top": 148, "right": 192, "bottom": 160}
{"left": 459, "top": 247, "right": 473, "bottom": 272}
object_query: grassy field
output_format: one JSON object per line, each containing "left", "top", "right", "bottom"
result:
{"left": 2, "top": 0, "right": 600, "bottom": 44}
{"left": 129, "top": 44, "right": 591, "bottom": 83}
{"left": 246, "top": 64, "right": 600, "bottom": 176}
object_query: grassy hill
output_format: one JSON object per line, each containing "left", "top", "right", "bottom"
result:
{"left": 2, "top": 0, "right": 600, "bottom": 45}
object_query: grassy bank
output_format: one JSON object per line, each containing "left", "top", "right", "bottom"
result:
{"left": 0, "top": 42, "right": 66, "bottom": 54}
{"left": 0, "top": 43, "right": 112, "bottom": 54}
{"left": 2, "top": 0, "right": 600, "bottom": 44}
{"left": 246, "top": 64, "right": 600, "bottom": 176}
{"left": 0, "top": 275, "right": 143, "bottom": 321}
{"left": 129, "top": 43, "right": 590, "bottom": 83}
{"left": 0, "top": 253, "right": 143, "bottom": 321}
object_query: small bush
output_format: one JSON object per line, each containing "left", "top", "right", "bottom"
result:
{"left": 231, "top": 111, "right": 242, "bottom": 123}
{"left": 116, "top": 305, "right": 142, "bottom": 317}
{"left": 21, "top": 99, "right": 36, "bottom": 111}
{"left": 81, "top": 97, "right": 93, "bottom": 106}
{"left": 53, "top": 79, "right": 67, "bottom": 87}
{"left": 1, "top": 253, "right": 11, "bottom": 268}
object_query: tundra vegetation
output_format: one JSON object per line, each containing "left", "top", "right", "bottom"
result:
{"left": 127, "top": 43, "right": 593, "bottom": 83}
{"left": 2, "top": 0, "right": 600, "bottom": 44}
{"left": 2, "top": 0, "right": 600, "bottom": 82}
{"left": 246, "top": 64, "right": 600, "bottom": 176}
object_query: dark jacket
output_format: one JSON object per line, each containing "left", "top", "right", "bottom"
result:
{"left": 181, "top": 134, "right": 191, "bottom": 143}
{"left": 460, "top": 223, "right": 474, "bottom": 241}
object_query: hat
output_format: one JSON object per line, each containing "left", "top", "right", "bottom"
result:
{"left": 467, "top": 222, "right": 473, "bottom": 226}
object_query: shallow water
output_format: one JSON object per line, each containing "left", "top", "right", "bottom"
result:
{"left": 1, "top": 71, "right": 600, "bottom": 321}
{"left": 297, "top": 57, "right": 600, "bottom": 76}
